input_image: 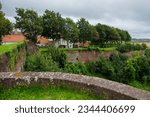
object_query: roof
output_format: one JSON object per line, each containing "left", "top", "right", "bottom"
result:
{"left": 2, "top": 34, "right": 26, "bottom": 43}
{"left": 37, "top": 37, "right": 49, "bottom": 44}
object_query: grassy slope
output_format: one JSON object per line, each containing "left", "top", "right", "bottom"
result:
{"left": 0, "top": 42, "right": 24, "bottom": 55}
{"left": 0, "top": 85, "right": 102, "bottom": 100}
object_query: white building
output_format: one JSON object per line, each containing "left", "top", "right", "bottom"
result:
{"left": 54, "top": 38, "right": 73, "bottom": 48}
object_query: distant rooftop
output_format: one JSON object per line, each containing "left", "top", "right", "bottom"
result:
{"left": 2, "top": 34, "right": 26, "bottom": 43}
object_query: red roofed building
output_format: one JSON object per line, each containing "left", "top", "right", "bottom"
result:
{"left": 2, "top": 34, "right": 26, "bottom": 45}
{"left": 37, "top": 37, "right": 53, "bottom": 47}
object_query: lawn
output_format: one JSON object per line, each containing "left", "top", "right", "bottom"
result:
{"left": 39, "top": 47, "right": 115, "bottom": 52}
{"left": 0, "top": 42, "right": 24, "bottom": 55}
{"left": 0, "top": 85, "right": 103, "bottom": 100}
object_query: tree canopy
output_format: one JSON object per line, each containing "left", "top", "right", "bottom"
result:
{"left": 15, "top": 8, "right": 43, "bottom": 43}
{"left": 0, "top": 2, "right": 12, "bottom": 43}
{"left": 14, "top": 8, "right": 131, "bottom": 44}
{"left": 64, "top": 18, "right": 79, "bottom": 44}
{"left": 42, "top": 10, "right": 65, "bottom": 41}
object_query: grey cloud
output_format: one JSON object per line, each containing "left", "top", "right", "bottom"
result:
{"left": 1, "top": 0, "right": 150, "bottom": 38}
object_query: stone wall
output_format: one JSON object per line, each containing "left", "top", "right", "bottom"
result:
{"left": 0, "top": 72, "right": 150, "bottom": 100}
{"left": 66, "top": 50, "right": 113, "bottom": 63}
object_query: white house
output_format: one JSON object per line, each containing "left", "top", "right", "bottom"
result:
{"left": 54, "top": 38, "right": 73, "bottom": 48}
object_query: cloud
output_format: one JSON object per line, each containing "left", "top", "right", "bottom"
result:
{"left": 1, "top": 0, "right": 150, "bottom": 38}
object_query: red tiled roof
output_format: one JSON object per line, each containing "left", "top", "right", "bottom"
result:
{"left": 37, "top": 37, "right": 49, "bottom": 44}
{"left": 2, "top": 34, "right": 26, "bottom": 42}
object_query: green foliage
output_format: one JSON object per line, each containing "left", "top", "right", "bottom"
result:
{"left": 64, "top": 62, "right": 89, "bottom": 75}
{"left": 13, "top": 7, "right": 131, "bottom": 45}
{"left": 116, "top": 43, "right": 147, "bottom": 53}
{"left": 0, "top": 42, "right": 26, "bottom": 71}
{"left": 24, "top": 53, "right": 59, "bottom": 71}
{"left": 64, "top": 18, "right": 79, "bottom": 44}
{"left": 122, "top": 59, "right": 136, "bottom": 83}
{"left": 89, "top": 25, "right": 99, "bottom": 43}
{"left": 42, "top": 10, "right": 65, "bottom": 40}
{"left": 0, "top": 3, "right": 12, "bottom": 42}
{"left": 15, "top": 8, "right": 43, "bottom": 43}
{"left": 9, "top": 50, "right": 16, "bottom": 71}
{"left": 129, "top": 80, "right": 150, "bottom": 91}
{"left": 0, "top": 2, "right": 2, "bottom": 10}
{"left": 109, "top": 52, "right": 128, "bottom": 82}
{"left": 95, "top": 23, "right": 131, "bottom": 46}
{"left": 87, "top": 57, "right": 115, "bottom": 79}
{"left": 77, "top": 18, "right": 90, "bottom": 42}
{"left": 47, "top": 46, "right": 67, "bottom": 68}
{"left": 145, "top": 48, "right": 150, "bottom": 57}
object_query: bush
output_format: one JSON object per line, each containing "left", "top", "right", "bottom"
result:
{"left": 87, "top": 57, "right": 115, "bottom": 79}
{"left": 24, "top": 53, "right": 59, "bottom": 71}
{"left": 64, "top": 62, "right": 89, "bottom": 75}
{"left": 145, "top": 48, "right": 150, "bottom": 57}
{"left": 109, "top": 52, "right": 128, "bottom": 81}
{"left": 47, "top": 46, "right": 67, "bottom": 68}
{"left": 116, "top": 43, "right": 147, "bottom": 53}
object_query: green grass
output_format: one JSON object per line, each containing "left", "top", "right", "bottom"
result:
{"left": 129, "top": 81, "right": 150, "bottom": 91}
{"left": 39, "top": 47, "right": 115, "bottom": 52}
{"left": 0, "top": 42, "right": 24, "bottom": 55}
{"left": 60, "top": 48, "right": 87, "bottom": 51}
{"left": 98, "top": 47, "right": 115, "bottom": 51}
{"left": 0, "top": 85, "right": 103, "bottom": 100}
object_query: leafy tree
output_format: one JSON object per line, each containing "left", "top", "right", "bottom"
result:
{"left": 15, "top": 8, "right": 43, "bottom": 43}
{"left": 125, "top": 31, "right": 131, "bottom": 42}
{"left": 42, "top": 10, "right": 65, "bottom": 41}
{"left": 77, "top": 18, "right": 91, "bottom": 42}
{"left": 95, "top": 23, "right": 106, "bottom": 46}
{"left": 0, "top": 2, "right": 12, "bottom": 43}
{"left": 64, "top": 18, "right": 79, "bottom": 47}
{"left": 0, "top": 2, "right": 1, "bottom": 10}
{"left": 108, "top": 27, "right": 121, "bottom": 42}
{"left": 89, "top": 25, "right": 99, "bottom": 44}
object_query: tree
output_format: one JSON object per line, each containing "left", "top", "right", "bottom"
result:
{"left": 125, "top": 31, "right": 131, "bottom": 42}
{"left": 42, "top": 10, "right": 65, "bottom": 41}
{"left": 0, "top": 2, "right": 1, "bottom": 10}
{"left": 64, "top": 18, "right": 79, "bottom": 47}
{"left": 15, "top": 8, "right": 43, "bottom": 43}
{"left": 95, "top": 23, "right": 106, "bottom": 45}
{"left": 0, "top": 2, "right": 12, "bottom": 44}
{"left": 77, "top": 18, "right": 91, "bottom": 42}
{"left": 89, "top": 25, "right": 99, "bottom": 44}
{"left": 108, "top": 27, "right": 121, "bottom": 42}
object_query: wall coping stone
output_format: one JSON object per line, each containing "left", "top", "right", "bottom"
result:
{"left": 0, "top": 72, "right": 150, "bottom": 100}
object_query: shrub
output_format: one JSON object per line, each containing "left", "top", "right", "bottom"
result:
{"left": 24, "top": 53, "right": 59, "bottom": 71}
{"left": 116, "top": 43, "right": 147, "bottom": 53}
{"left": 145, "top": 48, "right": 150, "bottom": 57}
{"left": 87, "top": 57, "right": 115, "bottom": 79}
{"left": 109, "top": 52, "right": 128, "bottom": 81}
{"left": 64, "top": 62, "right": 89, "bottom": 75}
{"left": 47, "top": 46, "right": 67, "bottom": 68}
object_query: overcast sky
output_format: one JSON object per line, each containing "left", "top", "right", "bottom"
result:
{"left": 1, "top": 0, "right": 150, "bottom": 38}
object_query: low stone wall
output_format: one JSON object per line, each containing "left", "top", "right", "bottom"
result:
{"left": 0, "top": 72, "right": 150, "bottom": 100}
